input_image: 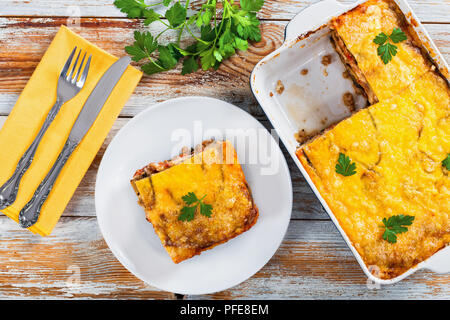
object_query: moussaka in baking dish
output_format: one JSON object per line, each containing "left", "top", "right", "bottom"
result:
{"left": 131, "top": 140, "right": 259, "bottom": 263}
{"left": 296, "top": 0, "right": 450, "bottom": 279}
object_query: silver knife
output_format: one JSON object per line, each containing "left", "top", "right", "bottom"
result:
{"left": 19, "top": 56, "right": 131, "bottom": 228}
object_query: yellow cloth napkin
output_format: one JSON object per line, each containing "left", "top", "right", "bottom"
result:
{"left": 0, "top": 26, "right": 142, "bottom": 236}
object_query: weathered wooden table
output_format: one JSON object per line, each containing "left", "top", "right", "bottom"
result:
{"left": 0, "top": 0, "right": 449, "bottom": 299}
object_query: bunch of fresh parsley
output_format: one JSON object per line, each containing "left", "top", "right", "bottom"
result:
{"left": 178, "top": 192, "right": 213, "bottom": 221}
{"left": 373, "top": 28, "right": 407, "bottom": 64}
{"left": 114, "top": 0, "right": 264, "bottom": 75}
{"left": 381, "top": 215, "right": 415, "bottom": 243}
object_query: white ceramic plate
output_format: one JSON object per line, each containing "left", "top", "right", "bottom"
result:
{"left": 95, "top": 96, "right": 292, "bottom": 295}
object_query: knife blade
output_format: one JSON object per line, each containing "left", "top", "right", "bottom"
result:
{"left": 69, "top": 56, "right": 131, "bottom": 143}
{"left": 18, "top": 56, "right": 131, "bottom": 228}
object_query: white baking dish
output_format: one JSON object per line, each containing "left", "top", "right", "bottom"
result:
{"left": 251, "top": 0, "right": 450, "bottom": 284}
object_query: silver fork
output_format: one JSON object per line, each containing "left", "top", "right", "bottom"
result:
{"left": 0, "top": 47, "right": 92, "bottom": 210}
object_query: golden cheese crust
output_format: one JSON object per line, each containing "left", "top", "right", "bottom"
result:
{"left": 131, "top": 141, "right": 259, "bottom": 263}
{"left": 330, "top": 0, "right": 432, "bottom": 101}
{"left": 297, "top": 71, "right": 450, "bottom": 279}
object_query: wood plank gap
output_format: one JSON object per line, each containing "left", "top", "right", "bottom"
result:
{"left": 422, "top": 21, "right": 450, "bottom": 25}
{"left": 291, "top": 217, "right": 330, "bottom": 221}
{"left": 0, "top": 15, "right": 447, "bottom": 24}
{"left": 0, "top": 215, "right": 332, "bottom": 222}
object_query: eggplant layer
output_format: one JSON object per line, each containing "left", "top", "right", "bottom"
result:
{"left": 330, "top": 30, "right": 379, "bottom": 105}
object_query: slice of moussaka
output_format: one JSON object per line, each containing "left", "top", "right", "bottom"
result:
{"left": 130, "top": 140, "right": 259, "bottom": 263}
{"left": 330, "top": 0, "right": 432, "bottom": 103}
{"left": 296, "top": 70, "right": 450, "bottom": 279}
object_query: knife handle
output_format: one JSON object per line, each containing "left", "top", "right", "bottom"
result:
{"left": 0, "top": 99, "right": 63, "bottom": 210}
{"left": 19, "top": 138, "right": 77, "bottom": 228}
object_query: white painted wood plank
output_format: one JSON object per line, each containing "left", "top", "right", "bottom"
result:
{"left": 0, "top": 17, "right": 284, "bottom": 117}
{"left": 0, "top": 18, "right": 448, "bottom": 117}
{"left": 190, "top": 220, "right": 450, "bottom": 299}
{"left": 0, "top": 116, "right": 328, "bottom": 220}
{"left": 0, "top": 216, "right": 175, "bottom": 299}
{"left": 1, "top": 0, "right": 449, "bottom": 23}
{"left": 0, "top": 216, "right": 447, "bottom": 299}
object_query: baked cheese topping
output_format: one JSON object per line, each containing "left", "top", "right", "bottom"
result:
{"left": 131, "top": 141, "right": 258, "bottom": 263}
{"left": 297, "top": 71, "right": 450, "bottom": 279}
{"left": 331, "top": 0, "right": 432, "bottom": 101}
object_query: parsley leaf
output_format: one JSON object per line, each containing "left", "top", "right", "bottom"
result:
{"left": 181, "top": 192, "right": 198, "bottom": 205}
{"left": 234, "top": 37, "right": 249, "bottom": 51}
{"left": 335, "top": 153, "right": 357, "bottom": 176}
{"left": 200, "top": 202, "right": 213, "bottom": 217}
{"left": 126, "top": 31, "right": 182, "bottom": 75}
{"left": 178, "top": 192, "right": 213, "bottom": 221}
{"left": 382, "top": 215, "right": 415, "bottom": 243}
{"left": 114, "top": 0, "right": 165, "bottom": 23}
{"left": 143, "top": 9, "right": 161, "bottom": 26}
{"left": 373, "top": 32, "right": 388, "bottom": 45}
{"left": 373, "top": 28, "right": 407, "bottom": 64}
{"left": 125, "top": 31, "right": 158, "bottom": 62}
{"left": 165, "top": 2, "right": 187, "bottom": 27}
{"left": 179, "top": 205, "right": 196, "bottom": 222}
{"left": 157, "top": 45, "right": 178, "bottom": 69}
{"left": 200, "top": 48, "right": 217, "bottom": 70}
{"left": 114, "top": 0, "right": 147, "bottom": 18}
{"left": 389, "top": 28, "right": 408, "bottom": 43}
{"left": 182, "top": 56, "right": 199, "bottom": 75}
{"left": 442, "top": 154, "right": 450, "bottom": 170}
{"left": 240, "top": 0, "right": 265, "bottom": 11}
{"left": 233, "top": 11, "right": 262, "bottom": 42}
{"left": 218, "top": 30, "right": 236, "bottom": 58}
{"left": 114, "top": 0, "right": 265, "bottom": 75}
{"left": 377, "top": 42, "right": 398, "bottom": 64}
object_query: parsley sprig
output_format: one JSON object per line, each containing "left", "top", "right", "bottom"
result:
{"left": 178, "top": 192, "right": 213, "bottom": 222}
{"left": 381, "top": 215, "right": 415, "bottom": 243}
{"left": 335, "top": 153, "right": 357, "bottom": 176}
{"left": 114, "top": 0, "right": 264, "bottom": 75}
{"left": 114, "top": 0, "right": 171, "bottom": 19}
{"left": 442, "top": 154, "right": 450, "bottom": 170}
{"left": 373, "top": 28, "right": 407, "bottom": 64}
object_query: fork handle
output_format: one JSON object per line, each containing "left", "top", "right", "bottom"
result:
{"left": 0, "top": 98, "right": 63, "bottom": 210}
{"left": 19, "top": 138, "right": 78, "bottom": 228}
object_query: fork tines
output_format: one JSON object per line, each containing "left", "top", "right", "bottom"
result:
{"left": 61, "top": 47, "right": 92, "bottom": 87}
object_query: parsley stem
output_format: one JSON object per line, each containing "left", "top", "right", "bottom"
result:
{"left": 155, "top": 27, "right": 170, "bottom": 41}
{"left": 177, "top": 27, "right": 184, "bottom": 44}
{"left": 157, "top": 18, "right": 186, "bottom": 32}
{"left": 157, "top": 18, "right": 171, "bottom": 28}
{"left": 185, "top": 24, "right": 208, "bottom": 44}
{"left": 177, "top": 22, "right": 186, "bottom": 44}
